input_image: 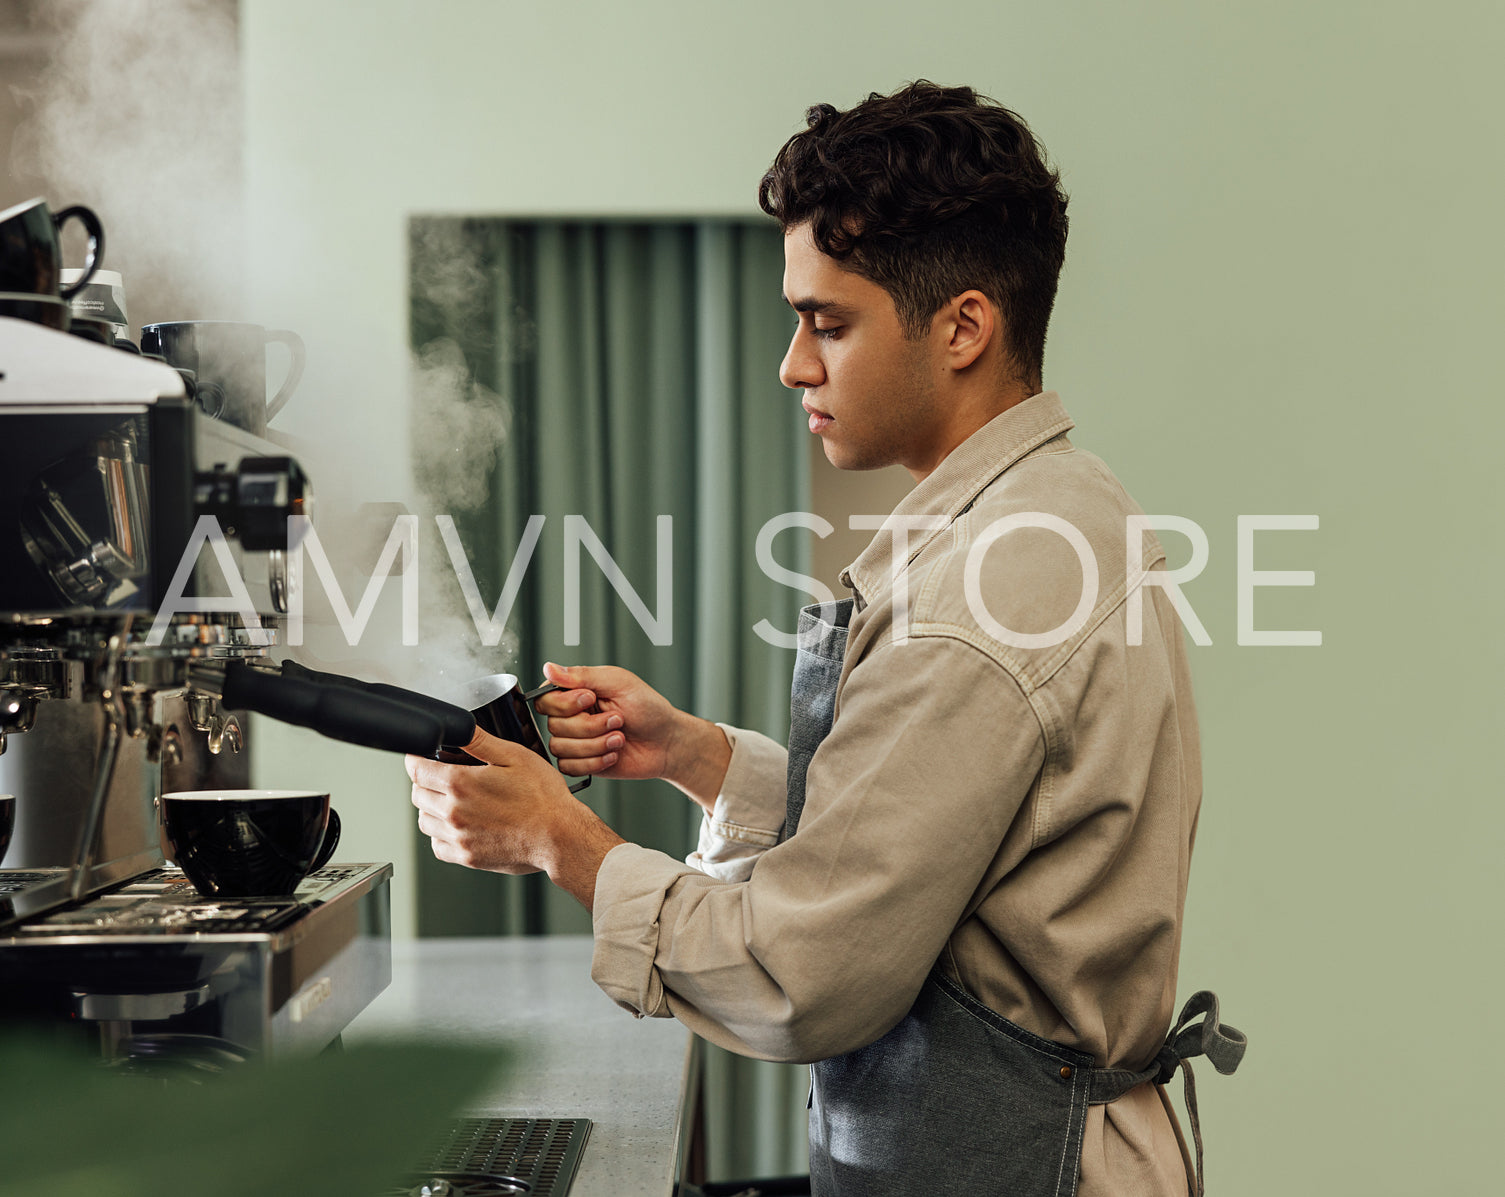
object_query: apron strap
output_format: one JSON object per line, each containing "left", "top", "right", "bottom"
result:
{"left": 1085, "top": 991, "right": 1246, "bottom": 1197}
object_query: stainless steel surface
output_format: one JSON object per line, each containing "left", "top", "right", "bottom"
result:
{"left": 0, "top": 307, "right": 392, "bottom": 1067}
{"left": 74, "top": 983, "right": 212, "bottom": 1020}
{"left": 1, "top": 669, "right": 164, "bottom": 913}
{"left": 0, "top": 314, "right": 319, "bottom": 917}
{"left": 0, "top": 862, "right": 393, "bottom": 1058}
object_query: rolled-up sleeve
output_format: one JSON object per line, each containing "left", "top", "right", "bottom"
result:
{"left": 591, "top": 634, "right": 1045, "bottom": 1063}
{"left": 684, "top": 725, "right": 788, "bottom": 881}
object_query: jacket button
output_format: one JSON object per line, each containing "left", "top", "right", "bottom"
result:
{"left": 1059, "top": 1065, "right": 1073, "bottom": 1080}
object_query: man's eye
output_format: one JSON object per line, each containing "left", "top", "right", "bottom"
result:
{"left": 814, "top": 325, "right": 841, "bottom": 340}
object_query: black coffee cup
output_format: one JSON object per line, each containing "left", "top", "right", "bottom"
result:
{"left": 161, "top": 789, "right": 341, "bottom": 898}
{"left": 0, "top": 197, "right": 104, "bottom": 298}
{"left": 0, "top": 794, "right": 14, "bottom": 865}
{"left": 0, "top": 292, "right": 71, "bottom": 331}
{"left": 139, "top": 321, "right": 305, "bottom": 437}
{"left": 437, "top": 675, "right": 591, "bottom": 794}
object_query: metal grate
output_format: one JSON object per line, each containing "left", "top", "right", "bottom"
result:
{"left": 383, "top": 1117, "right": 592, "bottom": 1197}
{"left": 0, "top": 869, "right": 66, "bottom": 895}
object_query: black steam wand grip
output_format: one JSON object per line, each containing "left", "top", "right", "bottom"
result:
{"left": 220, "top": 662, "right": 470, "bottom": 757}
{"left": 278, "top": 659, "right": 477, "bottom": 749}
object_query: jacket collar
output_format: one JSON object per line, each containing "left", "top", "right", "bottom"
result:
{"left": 843, "top": 391, "right": 1075, "bottom": 601}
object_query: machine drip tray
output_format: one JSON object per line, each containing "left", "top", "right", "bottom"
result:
{"left": 7, "top": 864, "right": 383, "bottom": 936}
{"left": 0, "top": 869, "right": 67, "bottom": 896}
{"left": 386, "top": 1117, "right": 592, "bottom": 1197}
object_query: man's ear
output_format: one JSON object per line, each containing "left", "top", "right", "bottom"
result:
{"left": 942, "top": 290, "right": 995, "bottom": 371}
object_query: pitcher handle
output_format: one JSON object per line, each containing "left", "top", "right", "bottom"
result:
{"left": 523, "top": 682, "right": 592, "bottom": 793}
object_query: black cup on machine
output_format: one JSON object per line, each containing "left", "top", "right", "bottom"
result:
{"left": 139, "top": 321, "right": 306, "bottom": 437}
{"left": 0, "top": 196, "right": 104, "bottom": 298}
{"left": 160, "top": 789, "right": 341, "bottom": 898}
{"left": 438, "top": 675, "right": 592, "bottom": 794}
{"left": 0, "top": 794, "right": 14, "bottom": 865}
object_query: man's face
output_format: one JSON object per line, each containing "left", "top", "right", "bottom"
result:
{"left": 780, "top": 224, "right": 947, "bottom": 476}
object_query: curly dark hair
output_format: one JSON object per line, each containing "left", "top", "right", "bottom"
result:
{"left": 758, "top": 81, "right": 1069, "bottom": 390}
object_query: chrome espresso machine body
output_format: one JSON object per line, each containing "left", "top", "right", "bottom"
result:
{"left": 0, "top": 315, "right": 391, "bottom": 1062}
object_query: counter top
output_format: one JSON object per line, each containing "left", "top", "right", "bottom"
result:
{"left": 344, "top": 935, "right": 696, "bottom": 1197}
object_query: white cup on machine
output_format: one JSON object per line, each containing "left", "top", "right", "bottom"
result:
{"left": 62, "top": 267, "right": 129, "bottom": 342}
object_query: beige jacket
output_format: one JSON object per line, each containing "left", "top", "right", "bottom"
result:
{"left": 592, "top": 392, "right": 1201, "bottom": 1196}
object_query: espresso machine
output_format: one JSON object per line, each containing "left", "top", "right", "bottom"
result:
{"left": 0, "top": 310, "right": 393, "bottom": 1066}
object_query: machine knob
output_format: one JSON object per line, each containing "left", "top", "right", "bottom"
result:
{"left": 194, "top": 456, "right": 313, "bottom": 551}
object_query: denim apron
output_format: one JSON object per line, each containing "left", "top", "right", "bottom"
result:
{"left": 783, "top": 598, "right": 1245, "bottom": 1197}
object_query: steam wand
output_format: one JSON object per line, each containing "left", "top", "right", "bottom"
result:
{"left": 186, "top": 659, "right": 472, "bottom": 758}
{"left": 69, "top": 616, "right": 132, "bottom": 902}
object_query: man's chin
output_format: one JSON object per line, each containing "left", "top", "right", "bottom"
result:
{"left": 821, "top": 439, "right": 854, "bottom": 470}
{"left": 822, "top": 439, "right": 887, "bottom": 472}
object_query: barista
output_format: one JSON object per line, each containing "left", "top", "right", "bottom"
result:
{"left": 407, "top": 82, "right": 1242, "bottom": 1197}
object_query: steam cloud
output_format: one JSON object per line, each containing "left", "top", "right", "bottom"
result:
{"left": 291, "top": 226, "right": 525, "bottom": 697}
{"left": 8, "top": 0, "right": 243, "bottom": 327}
{"left": 275, "top": 320, "right": 523, "bottom": 696}
{"left": 399, "top": 219, "right": 524, "bottom": 693}
{"left": 410, "top": 339, "right": 510, "bottom": 511}
{"left": 8, "top": 2, "right": 531, "bottom": 701}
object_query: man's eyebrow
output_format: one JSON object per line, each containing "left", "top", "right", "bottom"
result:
{"left": 785, "top": 296, "right": 850, "bottom": 315}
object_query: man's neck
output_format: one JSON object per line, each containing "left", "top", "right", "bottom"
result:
{"left": 906, "top": 383, "right": 1038, "bottom": 484}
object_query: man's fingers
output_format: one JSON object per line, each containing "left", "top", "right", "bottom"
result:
{"left": 464, "top": 728, "right": 543, "bottom": 768}
{"left": 533, "top": 686, "right": 596, "bottom": 718}
{"left": 410, "top": 782, "right": 457, "bottom": 822}
{"left": 543, "top": 662, "right": 605, "bottom": 692}
{"left": 546, "top": 710, "right": 622, "bottom": 742}
{"left": 415, "top": 799, "right": 462, "bottom": 862}
{"left": 415, "top": 810, "right": 448, "bottom": 840}
{"left": 557, "top": 751, "right": 619, "bottom": 777}
{"left": 425, "top": 827, "right": 462, "bottom": 864}
{"left": 405, "top": 753, "right": 463, "bottom": 795}
{"left": 549, "top": 728, "right": 624, "bottom": 760}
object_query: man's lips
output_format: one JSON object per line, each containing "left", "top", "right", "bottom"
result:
{"left": 802, "top": 399, "right": 833, "bottom": 434}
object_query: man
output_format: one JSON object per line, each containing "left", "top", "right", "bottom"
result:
{"left": 407, "top": 82, "right": 1242, "bottom": 1197}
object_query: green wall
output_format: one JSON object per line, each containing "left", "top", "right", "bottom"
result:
{"left": 244, "top": 1, "right": 1505, "bottom": 1189}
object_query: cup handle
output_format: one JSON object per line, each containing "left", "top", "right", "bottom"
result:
{"left": 310, "top": 808, "right": 342, "bottom": 872}
{"left": 52, "top": 205, "right": 105, "bottom": 300}
{"left": 522, "top": 682, "right": 592, "bottom": 793}
{"left": 264, "top": 329, "right": 306, "bottom": 423}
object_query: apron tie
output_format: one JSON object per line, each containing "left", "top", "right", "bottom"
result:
{"left": 1086, "top": 991, "right": 1246, "bottom": 1197}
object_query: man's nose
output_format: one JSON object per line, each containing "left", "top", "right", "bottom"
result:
{"left": 780, "top": 328, "right": 824, "bottom": 391}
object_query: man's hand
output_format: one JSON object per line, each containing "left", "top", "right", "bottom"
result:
{"left": 534, "top": 662, "right": 678, "bottom": 781}
{"left": 406, "top": 730, "right": 625, "bottom": 912}
{"left": 534, "top": 662, "right": 734, "bottom": 813}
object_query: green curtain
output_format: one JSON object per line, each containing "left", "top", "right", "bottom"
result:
{"left": 409, "top": 218, "right": 811, "bottom": 1179}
